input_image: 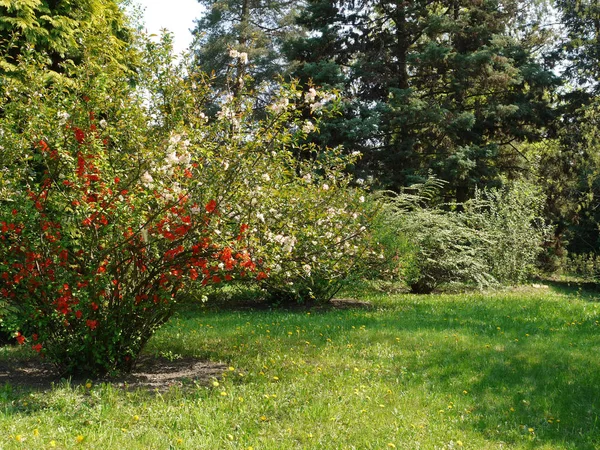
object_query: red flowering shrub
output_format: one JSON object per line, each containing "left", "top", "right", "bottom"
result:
{"left": 0, "top": 39, "right": 264, "bottom": 376}
{"left": 0, "top": 33, "right": 374, "bottom": 374}
{"left": 0, "top": 111, "right": 261, "bottom": 374}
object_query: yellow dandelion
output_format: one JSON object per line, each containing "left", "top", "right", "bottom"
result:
{"left": 462, "top": 390, "right": 468, "bottom": 395}
{"left": 76, "top": 435, "right": 84, "bottom": 443}
{"left": 273, "top": 376, "right": 279, "bottom": 381}
{"left": 50, "top": 440, "right": 57, "bottom": 447}
{"left": 33, "top": 429, "right": 39, "bottom": 436}
{"left": 260, "top": 416, "right": 268, "bottom": 421}
{"left": 212, "top": 380, "right": 219, "bottom": 387}
{"left": 15, "top": 435, "right": 23, "bottom": 442}
{"left": 133, "top": 415, "right": 140, "bottom": 421}
{"left": 220, "top": 391, "right": 227, "bottom": 396}
{"left": 457, "top": 440, "right": 463, "bottom": 446}
{"left": 176, "top": 438, "right": 183, "bottom": 444}
{"left": 528, "top": 428, "right": 534, "bottom": 433}
{"left": 387, "top": 443, "right": 396, "bottom": 448}
{"left": 228, "top": 366, "right": 235, "bottom": 371}
{"left": 85, "top": 382, "right": 92, "bottom": 389}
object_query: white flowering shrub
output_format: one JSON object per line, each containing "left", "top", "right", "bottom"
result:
{"left": 201, "top": 65, "right": 375, "bottom": 304}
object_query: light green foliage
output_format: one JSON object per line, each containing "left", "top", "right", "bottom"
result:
{"left": 464, "top": 182, "right": 552, "bottom": 285}
{"left": 377, "top": 178, "right": 549, "bottom": 293}
{"left": 0, "top": 0, "right": 132, "bottom": 77}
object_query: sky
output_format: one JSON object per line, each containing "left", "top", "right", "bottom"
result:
{"left": 135, "top": 0, "right": 204, "bottom": 55}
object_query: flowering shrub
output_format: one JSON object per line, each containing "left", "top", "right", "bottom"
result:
{"left": 204, "top": 71, "right": 374, "bottom": 304}
{"left": 0, "top": 41, "right": 262, "bottom": 375}
{"left": 0, "top": 35, "right": 373, "bottom": 373}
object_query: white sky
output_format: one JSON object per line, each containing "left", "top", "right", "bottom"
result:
{"left": 135, "top": 0, "right": 204, "bottom": 55}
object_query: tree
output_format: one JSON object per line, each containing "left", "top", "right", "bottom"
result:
{"left": 190, "top": 0, "right": 305, "bottom": 99}
{"left": 0, "top": 0, "right": 133, "bottom": 77}
{"left": 287, "top": 0, "right": 559, "bottom": 198}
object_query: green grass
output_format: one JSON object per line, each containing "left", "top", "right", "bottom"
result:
{"left": 2, "top": 284, "right": 600, "bottom": 449}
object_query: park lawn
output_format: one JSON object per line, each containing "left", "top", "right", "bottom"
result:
{"left": 1, "top": 284, "right": 600, "bottom": 449}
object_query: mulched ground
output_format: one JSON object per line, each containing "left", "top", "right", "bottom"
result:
{"left": 0, "top": 297, "right": 371, "bottom": 393}
{"left": 0, "top": 355, "right": 227, "bottom": 393}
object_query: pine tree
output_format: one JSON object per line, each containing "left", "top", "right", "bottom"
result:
{"left": 287, "top": 0, "right": 558, "bottom": 197}
{"left": 191, "top": 0, "right": 305, "bottom": 95}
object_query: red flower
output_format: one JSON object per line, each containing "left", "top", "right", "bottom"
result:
{"left": 74, "top": 127, "right": 85, "bottom": 144}
{"left": 256, "top": 271, "right": 268, "bottom": 281}
{"left": 86, "top": 320, "right": 98, "bottom": 330}
{"left": 75, "top": 310, "right": 83, "bottom": 319}
{"left": 205, "top": 199, "right": 217, "bottom": 213}
{"left": 15, "top": 332, "right": 25, "bottom": 345}
{"left": 32, "top": 344, "right": 43, "bottom": 353}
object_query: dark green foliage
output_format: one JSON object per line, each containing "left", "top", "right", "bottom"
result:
{"left": 286, "top": 0, "right": 559, "bottom": 198}
{"left": 191, "top": 0, "right": 305, "bottom": 98}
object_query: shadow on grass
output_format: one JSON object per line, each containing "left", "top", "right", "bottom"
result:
{"left": 541, "top": 278, "right": 600, "bottom": 302}
{"left": 168, "top": 294, "right": 600, "bottom": 449}
{"left": 2, "top": 290, "right": 600, "bottom": 448}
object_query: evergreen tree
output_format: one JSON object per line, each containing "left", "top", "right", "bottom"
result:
{"left": 191, "top": 0, "right": 305, "bottom": 96}
{"left": 0, "top": 0, "right": 133, "bottom": 77}
{"left": 287, "top": 0, "right": 558, "bottom": 197}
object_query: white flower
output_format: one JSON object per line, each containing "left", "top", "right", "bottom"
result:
{"left": 229, "top": 49, "right": 240, "bottom": 58}
{"left": 303, "top": 173, "right": 312, "bottom": 183}
{"left": 169, "top": 134, "right": 182, "bottom": 145}
{"left": 269, "top": 98, "right": 289, "bottom": 115}
{"left": 359, "top": 195, "right": 365, "bottom": 203}
{"left": 57, "top": 111, "right": 70, "bottom": 124}
{"left": 261, "top": 173, "right": 271, "bottom": 182}
{"left": 302, "top": 121, "right": 315, "bottom": 134}
{"left": 198, "top": 112, "right": 207, "bottom": 121}
{"left": 302, "top": 264, "right": 312, "bottom": 276}
{"left": 356, "top": 178, "right": 365, "bottom": 185}
{"left": 217, "top": 106, "right": 235, "bottom": 120}
{"left": 99, "top": 119, "right": 107, "bottom": 129}
{"left": 165, "top": 151, "right": 179, "bottom": 166}
{"left": 256, "top": 212, "right": 265, "bottom": 222}
{"left": 305, "top": 88, "right": 317, "bottom": 103}
{"left": 178, "top": 152, "right": 191, "bottom": 165}
{"left": 239, "top": 52, "right": 248, "bottom": 64}
{"left": 322, "top": 184, "right": 329, "bottom": 191}
{"left": 141, "top": 171, "right": 154, "bottom": 186}
{"left": 223, "top": 161, "right": 230, "bottom": 170}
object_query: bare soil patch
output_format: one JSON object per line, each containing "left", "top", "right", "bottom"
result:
{"left": 0, "top": 355, "right": 226, "bottom": 393}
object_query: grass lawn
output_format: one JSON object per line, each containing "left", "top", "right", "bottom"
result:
{"left": 1, "top": 283, "right": 600, "bottom": 449}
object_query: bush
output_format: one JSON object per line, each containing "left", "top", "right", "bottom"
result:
{"left": 377, "top": 179, "right": 549, "bottom": 293}
{"left": 463, "top": 182, "right": 551, "bottom": 284}
{"left": 0, "top": 34, "right": 372, "bottom": 374}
